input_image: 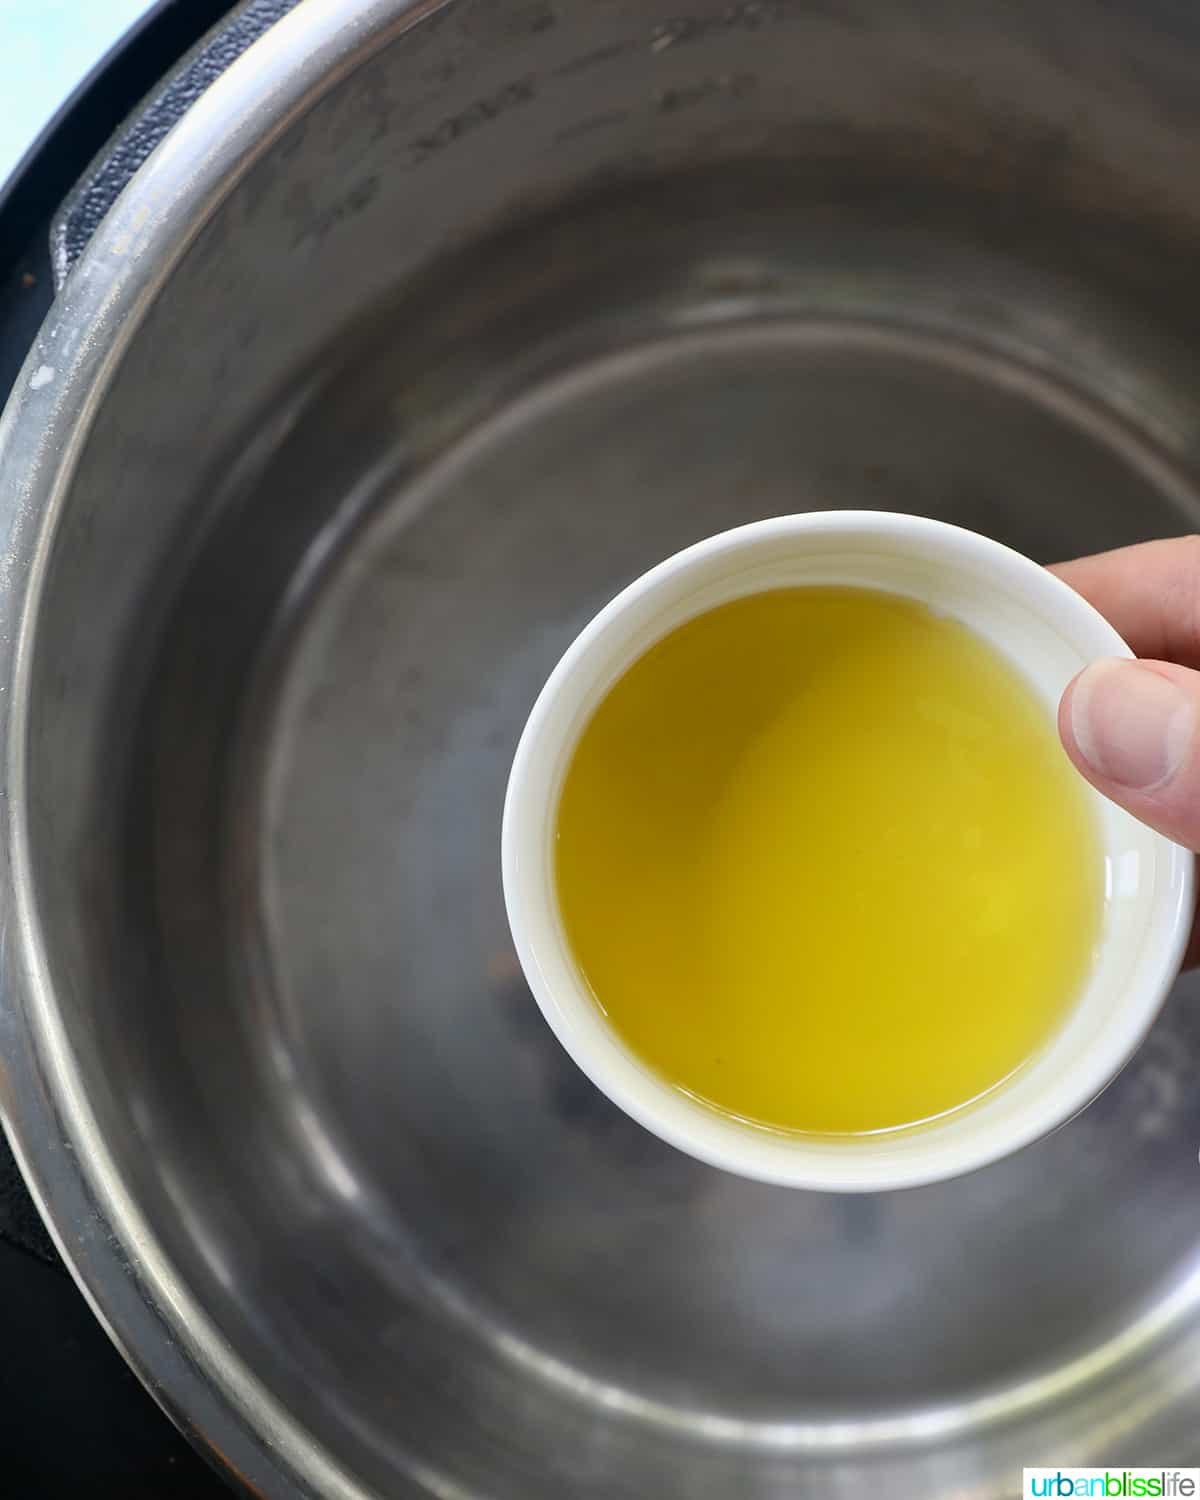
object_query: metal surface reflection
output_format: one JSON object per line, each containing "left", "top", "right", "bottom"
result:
{"left": 2, "top": 0, "right": 1200, "bottom": 1495}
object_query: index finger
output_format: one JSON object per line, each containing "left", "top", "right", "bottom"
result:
{"left": 1048, "top": 536, "right": 1200, "bottom": 668}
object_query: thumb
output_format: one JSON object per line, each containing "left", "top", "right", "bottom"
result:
{"left": 1059, "top": 657, "right": 1200, "bottom": 849}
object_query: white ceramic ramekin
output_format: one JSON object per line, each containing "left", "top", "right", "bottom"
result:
{"left": 501, "top": 512, "right": 1194, "bottom": 1191}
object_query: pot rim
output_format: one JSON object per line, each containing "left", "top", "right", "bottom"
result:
{"left": 0, "top": 2, "right": 443, "bottom": 1495}
{"left": 3, "top": 0, "right": 1200, "bottom": 1491}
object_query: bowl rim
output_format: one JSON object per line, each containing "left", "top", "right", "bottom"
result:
{"left": 501, "top": 510, "right": 1196, "bottom": 1192}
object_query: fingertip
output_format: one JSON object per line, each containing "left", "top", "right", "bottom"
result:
{"left": 1057, "top": 667, "right": 1082, "bottom": 766}
{"left": 1063, "top": 658, "right": 1193, "bottom": 793}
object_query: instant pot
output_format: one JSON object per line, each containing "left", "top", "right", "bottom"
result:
{"left": 0, "top": 6, "right": 290, "bottom": 1489}
{"left": 2, "top": 1, "right": 1200, "bottom": 1496}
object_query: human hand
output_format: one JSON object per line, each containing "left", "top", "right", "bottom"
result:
{"left": 1051, "top": 537, "right": 1200, "bottom": 961}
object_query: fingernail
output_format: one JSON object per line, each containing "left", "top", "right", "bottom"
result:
{"left": 1070, "top": 658, "right": 1194, "bottom": 791}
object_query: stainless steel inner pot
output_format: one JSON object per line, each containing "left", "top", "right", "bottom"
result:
{"left": 3, "top": 0, "right": 1200, "bottom": 1494}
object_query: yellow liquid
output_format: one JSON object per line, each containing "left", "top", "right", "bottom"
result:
{"left": 555, "top": 586, "right": 1103, "bottom": 1135}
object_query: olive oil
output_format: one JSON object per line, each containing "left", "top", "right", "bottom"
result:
{"left": 554, "top": 586, "right": 1103, "bottom": 1135}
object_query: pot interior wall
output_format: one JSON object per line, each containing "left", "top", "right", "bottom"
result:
{"left": 19, "top": 1, "right": 1200, "bottom": 1494}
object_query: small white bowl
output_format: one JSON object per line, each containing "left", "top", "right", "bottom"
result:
{"left": 501, "top": 512, "right": 1193, "bottom": 1191}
